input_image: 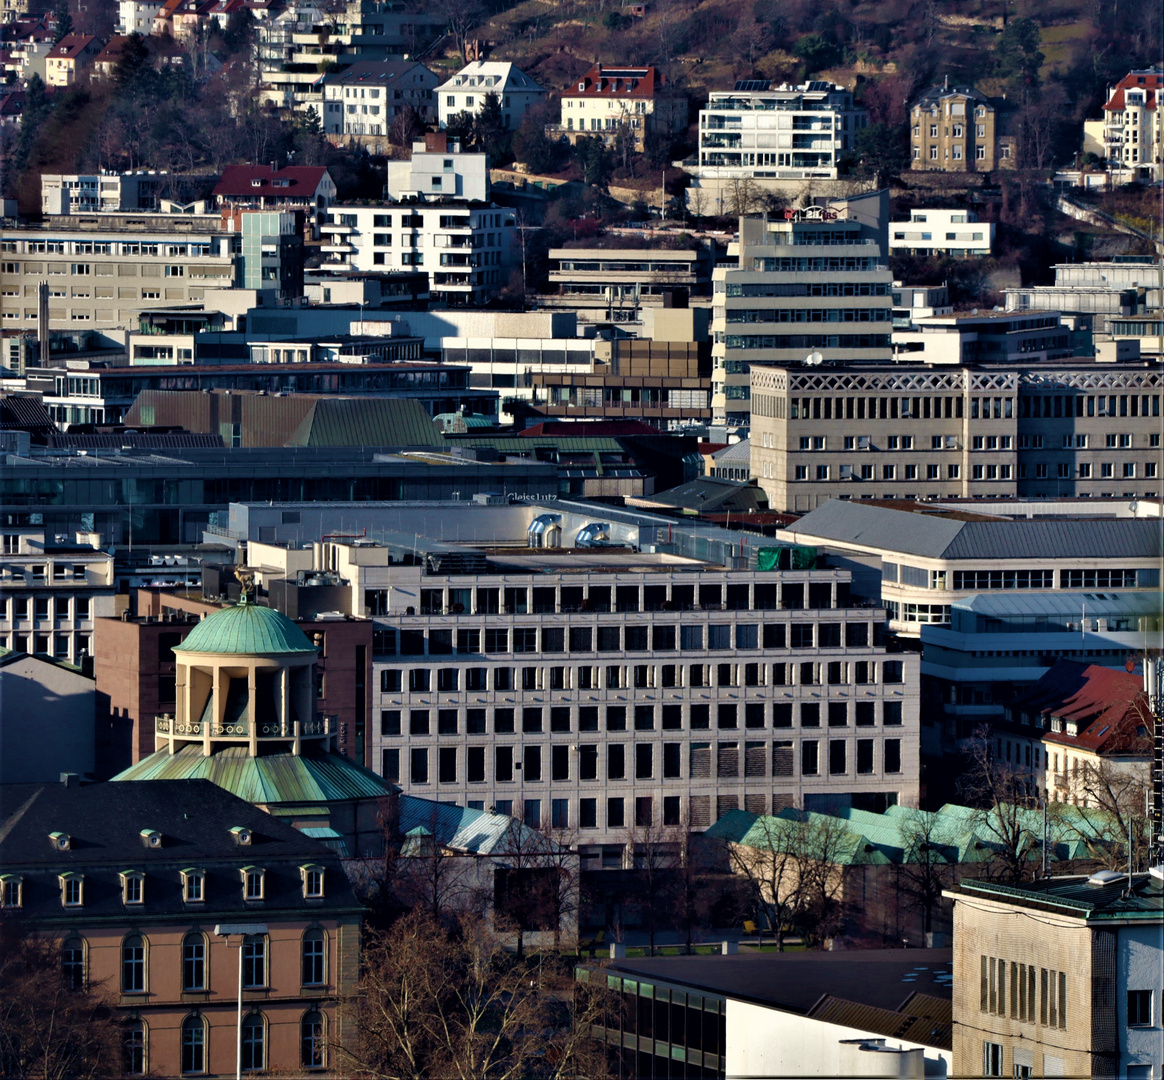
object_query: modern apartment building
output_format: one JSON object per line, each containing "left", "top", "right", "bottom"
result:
{"left": 217, "top": 499, "right": 921, "bottom": 860}
{"left": 711, "top": 193, "right": 893, "bottom": 429}
{"left": 386, "top": 134, "right": 489, "bottom": 201}
{"left": 891, "top": 310, "right": 1079, "bottom": 365}
{"left": 908, "top": 82, "right": 1013, "bottom": 172}
{"left": 546, "top": 245, "right": 710, "bottom": 313}
{"left": 0, "top": 209, "right": 303, "bottom": 331}
{"left": 948, "top": 874, "right": 1163, "bottom": 1080}
{"left": 319, "top": 201, "right": 513, "bottom": 305}
{"left": 782, "top": 500, "right": 1163, "bottom": 637}
{"left": 889, "top": 208, "right": 995, "bottom": 258}
{"left": 0, "top": 518, "right": 115, "bottom": 663}
{"left": 696, "top": 80, "right": 866, "bottom": 181}
{"left": 749, "top": 360, "right": 1164, "bottom": 512}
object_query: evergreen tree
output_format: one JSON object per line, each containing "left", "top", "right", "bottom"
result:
{"left": 12, "top": 74, "right": 51, "bottom": 178}
{"left": 52, "top": 1, "right": 72, "bottom": 44}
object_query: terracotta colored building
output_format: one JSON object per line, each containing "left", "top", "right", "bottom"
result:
{"left": 0, "top": 776, "right": 362, "bottom": 1077}
{"left": 94, "top": 589, "right": 371, "bottom": 777}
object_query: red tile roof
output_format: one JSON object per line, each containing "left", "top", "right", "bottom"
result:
{"left": 1013, "top": 659, "right": 1153, "bottom": 756}
{"left": 50, "top": 34, "right": 97, "bottom": 60}
{"left": 564, "top": 63, "right": 664, "bottom": 99}
{"left": 1102, "top": 72, "right": 1164, "bottom": 112}
{"left": 213, "top": 164, "right": 330, "bottom": 199}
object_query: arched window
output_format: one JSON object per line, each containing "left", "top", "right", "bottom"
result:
{"left": 182, "top": 932, "right": 206, "bottom": 992}
{"left": 60, "top": 935, "right": 85, "bottom": 991}
{"left": 181, "top": 1014, "right": 206, "bottom": 1075}
{"left": 300, "top": 1010, "right": 325, "bottom": 1069}
{"left": 241, "top": 1012, "right": 265, "bottom": 1072}
{"left": 301, "top": 928, "right": 326, "bottom": 986}
{"left": 121, "top": 934, "right": 146, "bottom": 993}
{"left": 123, "top": 1018, "right": 147, "bottom": 1075}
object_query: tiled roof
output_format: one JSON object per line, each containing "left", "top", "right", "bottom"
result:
{"left": 320, "top": 60, "right": 434, "bottom": 88}
{"left": 1011, "top": 659, "right": 1153, "bottom": 755}
{"left": 213, "top": 164, "right": 331, "bottom": 198}
{"left": 436, "top": 61, "right": 544, "bottom": 94}
{"left": 564, "top": 63, "right": 664, "bottom": 98}
{"left": 1103, "top": 72, "right": 1164, "bottom": 112}
{"left": 48, "top": 34, "right": 96, "bottom": 59}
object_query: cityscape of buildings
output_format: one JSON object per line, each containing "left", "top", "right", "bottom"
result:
{"left": 0, "top": 6, "right": 1162, "bottom": 1079}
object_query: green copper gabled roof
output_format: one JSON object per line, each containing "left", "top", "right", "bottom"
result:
{"left": 174, "top": 601, "right": 316, "bottom": 656}
{"left": 112, "top": 744, "right": 398, "bottom": 804}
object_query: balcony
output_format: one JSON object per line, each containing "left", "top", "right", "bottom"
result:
{"left": 155, "top": 714, "right": 333, "bottom": 739}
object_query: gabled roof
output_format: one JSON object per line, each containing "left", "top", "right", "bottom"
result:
{"left": 48, "top": 34, "right": 96, "bottom": 60}
{"left": 213, "top": 164, "right": 332, "bottom": 199}
{"left": 320, "top": 60, "right": 436, "bottom": 88}
{"left": 1103, "top": 71, "right": 1164, "bottom": 112}
{"left": 436, "top": 60, "right": 544, "bottom": 95}
{"left": 786, "top": 500, "right": 1163, "bottom": 561}
{"left": 564, "top": 63, "right": 665, "bottom": 99}
{"left": 1011, "top": 659, "right": 1153, "bottom": 756}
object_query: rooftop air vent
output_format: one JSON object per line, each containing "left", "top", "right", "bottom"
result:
{"left": 1087, "top": 869, "right": 1124, "bottom": 886}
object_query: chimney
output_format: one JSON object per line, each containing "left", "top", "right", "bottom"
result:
{"left": 943, "top": 74, "right": 949, "bottom": 92}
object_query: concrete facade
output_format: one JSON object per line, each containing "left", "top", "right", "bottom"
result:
{"left": 711, "top": 192, "right": 893, "bottom": 429}
{"left": 0, "top": 651, "right": 95, "bottom": 782}
{"left": 889, "top": 209, "right": 995, "bottom": 258}
{"left": 750, "top": 362, "right": 1164, "bottom": 513}
{"left": 909, "top": 84, "right": 1012, "bottom": 172}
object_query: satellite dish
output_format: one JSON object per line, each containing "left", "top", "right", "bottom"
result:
{"left": 804, "top": 351, "right": 823, "bottom": 366}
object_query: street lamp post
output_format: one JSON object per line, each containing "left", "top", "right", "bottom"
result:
{"left": 214, "top": 923, "right": 268, "bottom": 1080}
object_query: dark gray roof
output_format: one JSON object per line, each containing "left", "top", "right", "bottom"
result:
{"left": 0, "top": 779, "right": 360, "bottom": 921}
{"left": 788, "top": 501, "right": 1164, "bottom": 561}
{"left": 606, "top": 949, "right": 952, "bottom": 1017}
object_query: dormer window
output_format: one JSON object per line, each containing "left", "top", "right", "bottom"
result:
{"left": 60, "top": 873, "right": 84, "bottom": 907}
{"left": 251, "top": 179, "right": 264, "bottom": 188}
{"left": 140, "top": 829, "right": 162, "bottom": 849}
{"left": 0, "top": 874, "right": 22, "bottom": 908}
{"left": 230, "top": 826, "right": 252, "bottom": 846}
{"left": 181, "top": 868, "right": 205, "bottom": 903}
{"left": 242, "top": 867, "right": 265, "bottom": 901}
{"left": 50, "top": 831, "right": 71, "bottom": 851}
{"left": 121, "top": 871, "right": 145, "bottom": 905}
{"left": 301, "top": 865, "right": 324, "bottom": 898}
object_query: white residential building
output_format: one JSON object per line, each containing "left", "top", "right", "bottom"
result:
{"left": 387, "top": 135, "right": 488, "bottom": 202}
{"left": 436, "top": 61, "right": 546, "bottom": 131}
{"left": 554, "top": 63, "right": 685, "bottom": 151}
{"left": 320, "top": 201, "right": 513, "bottom": 306}
{"left": 321, "top": 60, "right": 440, "bottom": 142}
{"left": 117, "top": 0, "right": 164, "bottom": 34}
{"left": 1098, "top": 69, "right": 1164, "bottom": 180}
{"left": 696, "top": 80, "right": 867, "bottom": 181}
{"left": 888, "top": 209, "right": 994, "bottom": 258}
{"left": 220, "top": 499, "right": 922, "bottom": 856}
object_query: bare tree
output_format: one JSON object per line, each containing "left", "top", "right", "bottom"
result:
{"left": 1052, "top": 758, "right": 1153, "bottom": 872}
{"left": 342, "top": 910, "right": 614, "bottom": 1080}
{"left": 0, "top": 923, "right": 122, "bottom": 1080}
{"left": 788, "top": 813, "right": 851, "bottom": 945}
{"left": 435, "top": 0, "right": 483, "bottom": 66}
{"left": 536, "top": 820, "right": 582, "bottom": 952}
{"left": 492, "top": 811, "right": 561, "bottom": 957}
{"left": 395, "top": 815, "right": 481, "bottom": 922}
{"left": 958, "top": 725, "right": 1039, "bottom": 882}
{"left": 896, "top": 808, "right": 954, "bottom": 937}
{"left": 724, "top": 814, "right": 804, "bottom": 951}
{"left": 625, "top": 812, "right": 678, "bottom": 956}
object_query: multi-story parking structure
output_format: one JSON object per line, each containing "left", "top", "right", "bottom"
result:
{"left": 711, "top": 195, "right": 892, "bottom": 429}
{"left": 0, "top": 516, "right": 115, "bottom": 663}
{"left": 215, "top": 499, "right": 921, "bottom": 864}
{"left": 750, "top": 360, "right": 1164, "bottom": 512}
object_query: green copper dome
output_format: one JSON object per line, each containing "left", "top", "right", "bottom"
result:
{"left": 174, "top": 600, "right": 316, "bottom": 656}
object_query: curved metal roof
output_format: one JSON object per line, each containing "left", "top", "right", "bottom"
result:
{"left": 174, "top": 601, "right": 316, "bottom": 656}
{"left": 112, "top": 744, "right": 397, "bottom": 804}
